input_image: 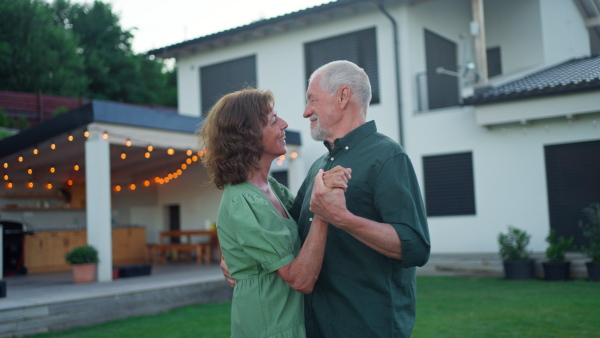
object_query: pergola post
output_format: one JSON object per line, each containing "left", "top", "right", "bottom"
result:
{"left": 85, "top": 131, "right": 113, "bottom": 282}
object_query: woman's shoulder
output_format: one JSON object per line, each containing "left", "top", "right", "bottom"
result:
{"left": 223, "top": 182, "right": 268, "bottom": 207}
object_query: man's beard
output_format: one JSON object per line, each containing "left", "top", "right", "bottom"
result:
{"left": 310, "top": 116, "right": 329, "bottom": 141}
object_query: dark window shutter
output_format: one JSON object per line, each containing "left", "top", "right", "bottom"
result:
{"left": 304, "top": 28, "right": 379, "bottom": 104}
{"left": 200, "top": 55, "right": 257, "bottom": 116}
{"left": 424, "top": 29, "right": 459, "bottom": 110}
{"left": 487, "top": 46, "right": 502, "bottom": 78}
{"left": 423, "top": 152, "right": 476, "bottom": 216}
{"left": 545, "top": 140, "right": 600, "bottom": 247}
{"left": 271, "top": 170, "right": 289, "bottom": 188}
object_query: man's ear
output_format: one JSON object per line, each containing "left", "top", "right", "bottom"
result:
{"left": 339, "top": 86, "right": 350, "bottom": 109}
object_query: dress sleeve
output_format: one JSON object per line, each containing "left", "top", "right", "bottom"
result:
{"left": 374, "top": 153, "right": 431, "bottom": 268}
{"left": 228, "top": 192, "right": 297, "bottom": 272}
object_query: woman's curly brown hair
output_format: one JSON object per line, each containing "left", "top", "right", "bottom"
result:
{"left": 200, "top": 88, "right": 274, "bottom": 189}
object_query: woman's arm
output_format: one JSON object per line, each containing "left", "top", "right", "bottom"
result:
{"left": 275, "top": 216, "right": 327, "bottom": 294}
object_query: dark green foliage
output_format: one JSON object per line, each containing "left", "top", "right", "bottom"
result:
{"left": 65, "top": 245, "right": 99, "bottom": 265}
{"left": 579, "top": 203, "right": 600, "bottom": 263}
{"left": 0, "top": 0, "right": 176, "bottom": 107}
{"left": 498, "top": 226, "right": 532, "bottom": 261}
{"left": 545, "top": 229, "right": 574, "bottom": 263}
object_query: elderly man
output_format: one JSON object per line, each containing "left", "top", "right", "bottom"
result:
{"left": 290, "top": 60, "right": 430, "bottom": 337}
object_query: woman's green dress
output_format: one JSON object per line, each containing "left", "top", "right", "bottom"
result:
{"left": 217, "top": 177, "right": 305, "bottom": 337}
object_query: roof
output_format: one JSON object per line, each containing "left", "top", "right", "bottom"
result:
{"left": 464, "top": 55, "right": 600, "bottom": 105}
{"left": 147, "top": 0, "right": 388, "bottom": 59}
{"left": 0, "top": 100, "right": 201, "bottom": 159}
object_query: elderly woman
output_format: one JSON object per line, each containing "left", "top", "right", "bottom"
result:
{"left": 201, "top": 88, "right": 350, "bottom": 337}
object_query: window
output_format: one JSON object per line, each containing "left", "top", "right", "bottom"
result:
{"left": 424, "top": 29, "right": 459, "bottom": 110}
{"left": 545, "top": 140, "right": 600, "bottom": 247}
{"left": 304, "top": 28, "right": 380, "bottom": 104}
{"left": 423, "top": 152, "right": 476, "bottom": 216}
{"left": 200, "top": 55, "right": 256, "bottom": 116}
{"left": 487, "top": 46, "right": 502, "bottom": 78}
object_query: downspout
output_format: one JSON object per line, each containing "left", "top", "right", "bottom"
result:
{"left": 377, "top": 0, "right": 403, "bottom": 146}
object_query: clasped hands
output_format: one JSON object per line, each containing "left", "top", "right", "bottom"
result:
{"left": 310, "top": 165, "right": 352, "bottom": 225}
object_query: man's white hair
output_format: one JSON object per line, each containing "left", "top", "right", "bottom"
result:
{"left": 309, "top": 60, "right": 372, "bottom": 115}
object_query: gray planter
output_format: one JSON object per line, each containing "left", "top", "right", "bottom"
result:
{"left": 503, "top": 260, "right": 535, "bottom": 280}
{"left": 586, "top": 262, "right": 600, "bottom": 282}
{"left": 542, "top": 262, "right": 570, "bottom": 281}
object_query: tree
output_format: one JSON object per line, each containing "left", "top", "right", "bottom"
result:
{"left": 0, "top": 0, "right": 88, "bottom": 96}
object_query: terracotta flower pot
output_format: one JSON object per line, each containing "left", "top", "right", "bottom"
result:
{"left": 72, "top": 263, "right": 96, "bottom": 283}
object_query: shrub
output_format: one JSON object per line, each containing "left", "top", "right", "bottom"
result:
{"left": 579, "top": 203, "right": 600, "bottom": 263}
{"left": 498, "top": 226, "right": 531, "bottom": 261}
{"left": 545, "top": 229, "right": 574, "bottom": 263}
{"left": 65, "top": 245, "right": 99, "bottom": 265}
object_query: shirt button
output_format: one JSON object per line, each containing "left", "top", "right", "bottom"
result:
{"left": 309, "top": 217, "right": 313, "bottom": 222}
{"left": 345, "top": 146, "right": 349, "bottom": 150}
{"left": 330, "top": 157, "right": 334, "bottom": 161}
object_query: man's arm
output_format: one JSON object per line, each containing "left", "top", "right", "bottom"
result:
{"left": 309, "top": 170, "right": 402, "bottom": 260}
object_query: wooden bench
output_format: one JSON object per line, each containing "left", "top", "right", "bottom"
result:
{"left": 147, "top": 243, "right": 211, "bottom": 265}
{"left": 147, "top": 230, "right": 219, "bottom": 265}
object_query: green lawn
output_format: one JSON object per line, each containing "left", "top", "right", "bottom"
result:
{"left": 32, "top": 277, "right": 599, "bottom": 338}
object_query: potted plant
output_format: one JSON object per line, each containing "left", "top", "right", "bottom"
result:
{"left": 498, "top": 226, "right": 535, "bottom": 280}
{"left": 579, "top": 203, "right": 600, "bottom": 282}
{"left": 542, "top": 229, "right": 574, "bottom": 281}
{"left": 65, "top": 245, "right": 99, "bottom": 283}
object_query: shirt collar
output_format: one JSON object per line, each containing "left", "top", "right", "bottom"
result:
{"left": 323, "top": 120, "right": 377, "bottom": 153}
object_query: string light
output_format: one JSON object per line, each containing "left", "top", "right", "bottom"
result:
{"left": 67, "top": 180, "right": 73, "bottom": 186}
{"left": 279, "top": 155, "right": 285, "bottom": 160}
{"left": 168, "top": 173, "right": 173, "bottom": 180}
{"left": 186, "top": 149, "right": 192, "bottom": 156}
{"left": 74, "top": 163, "right": 80, "bottom": 171}
{"left": 3, "top": 162, "right": 7, "bottom": 169}
{"left": 33, "top": 147, "right": 38, "bottom": 155}
{"left": 192, "top": 155, "right": 198, "bottom": 162}
{"left": 115, "top": 185, "right": 121, "bottom": 192}
{"left": 181, "top": 163, "right": 187, "bottom": 170}
{"left": 18, "top": 156, "right": 23, "bottom": 162}
{"left": 6, "top": 181, "right": 13, "bottom": 189}
{"left": 291, "top": 152, "right": 298, "bottom": 159}
{"left": 27, "top": 181, "right": 34, "bottom": 188}
{"left": 176, "top": 169, "right": 182, "bottom": 176}
{"left": 50, "top": 142, "right": 56, "bottom": 150}
{"left": 173, "top": 173, "right": 179, "bottom": 179}
{"left": 120, "top": 151, "right": 127, "bottom": 160}
{"left": 147, "top": 145, "right": 153, "bottom": 152}
{"left": 143, "top": 180, "right": 150, "bottom": 187}
{"left": 84, "top": 129, "right": 89, "bottom": 138}
{"left": 46, "top": 182, "right": 53, "bottom": 190}
{"left": 186, "top": 158, "right": 192, "bottom": 165}
{"left": 50, "top": 165, "right": 56, "bottom": 173}
{"left": 3, "top": 173, "right": 8, "bottom": 180}
{"left": 154, "top": 177, "right": 160, "bottom": 183}
{"left": 102, "top": 131, "right": 109, "bottom": 140}
{"left": 167, "top": 148, "right": 175, "bottom": 155}
{"left": 129, "top": 183, "right": 136, "bottom": 191}
{"left": 277, "top": 160, "right": 283, "bottom": 166}
{"left": 125, "top": 139, "right": 132, "bottom": 147}
{"left": 27, "top": 168, "right": 33, "bottom": 175}
{"left": 145, "top": 152, "right": 151, "bottom": 158}
{"left": 198, "top": 151, "right": 204, "bottom": 157}
{"left": 68, "top": 133, "right": 74, "bottom": 141}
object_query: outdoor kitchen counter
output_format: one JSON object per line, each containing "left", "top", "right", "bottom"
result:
{"left": 24, "top": 227, "right": 147, "bottom": 274}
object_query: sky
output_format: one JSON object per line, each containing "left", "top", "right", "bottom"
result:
{"left": 64, "top": 0, "right": 332, "bottom": 54}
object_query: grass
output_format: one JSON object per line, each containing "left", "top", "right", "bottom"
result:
{"left": 32, "top": 277, "right": 599, "bottom": 338}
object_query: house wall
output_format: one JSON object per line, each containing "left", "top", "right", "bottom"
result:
{"left": 173, "top": 0, "right": 597, "bottom": 254}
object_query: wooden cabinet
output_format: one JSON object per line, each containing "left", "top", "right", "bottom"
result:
{"left": 24, "top": 228, "right": 147, "bottom": 273}
{"left": 112, "top": 228, "right": 148, "bottom": 266}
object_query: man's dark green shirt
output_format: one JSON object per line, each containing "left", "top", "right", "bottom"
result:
{"left": 290, "top": 121, "right": 431, "bottom": 337}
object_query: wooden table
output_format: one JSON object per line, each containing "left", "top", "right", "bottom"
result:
{"left": 148, "top": 230, "right": 219, "bottom": 265}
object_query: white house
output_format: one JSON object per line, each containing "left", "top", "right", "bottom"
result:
{"left": 149, "top": 0, "right": 600, "bottom": 254}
